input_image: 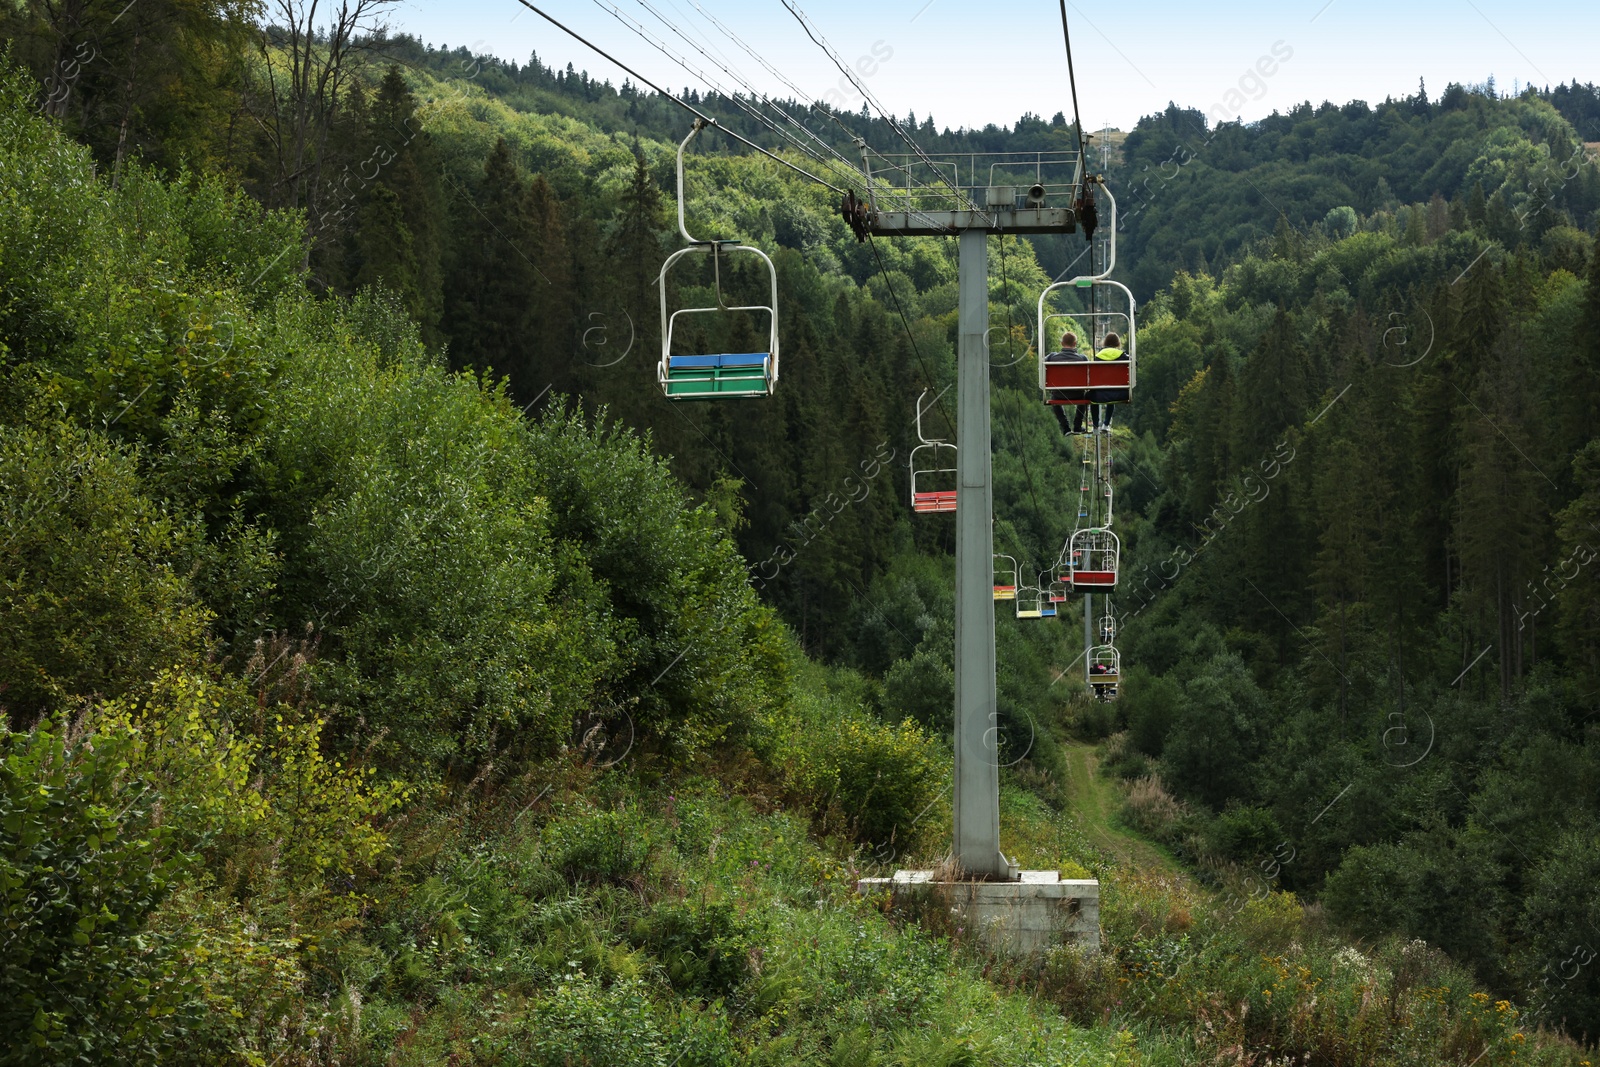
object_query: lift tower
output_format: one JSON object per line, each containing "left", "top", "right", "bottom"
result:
{"left": 856, "top": 157, "right": 1083, "bottom": 879}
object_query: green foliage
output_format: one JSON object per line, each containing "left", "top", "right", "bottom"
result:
{"left": 261, "top": 305, "right": 615, "bottom": 765}
{"left": 1205, "top": 803, "right": 1283, "bottom": 865}
{"left": 761, "top": 669, "right": 948, "bottom": 853}
{"left": 0, "top": 719, "right": 197, "bottom": 1064}
{"left": 1159, "top": 654, "right": 1267, "bottom": 810}
{"left": 630, "top": 901, "right": 751, "bottom": 998}
{"left": 541, "top": 806, "right": 650, "bottom": 887}
{"left": 526, "top": 404, "right": 788, "bottom": 754}
{"left": 0, "top": 423, "right": 209, "bottom": 721}
{"left": 7, "top": 24, "right": 1600, "bottom": 1060}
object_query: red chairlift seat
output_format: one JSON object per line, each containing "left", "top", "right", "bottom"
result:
{"left": 912, "top": 489, "right": 958, "bottom": 513}
{"left": 1042, "top": 357, "right": 1132, "bottom": 404}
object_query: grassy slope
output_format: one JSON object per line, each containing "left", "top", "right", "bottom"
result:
{"left": 1060, "top": 741, "right": 1175, "bottom": 875}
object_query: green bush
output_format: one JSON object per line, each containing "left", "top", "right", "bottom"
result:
{"left": 0, "top": 673, "right": 406, "bottom": 1066}
{"left": 541, "top": 806, "right": 651, "bottom": 886}
{"left": 0, "top": 719, "right": 199, "bottom": 1065}
{"left": 631, "top": 901, "right": 751, "bottom": 998}
{"left": 257, "top": 303, "right": 620, "bottom": 766}
{"left": 0, "top": 423, "right": 209, "bottom": 722}
{"left": 1120, "top": 667, "right": 1181, "bottom": 758}
{"left": 1098, "top": 733, "right": 1152, "bottom": 781}
{"left": 1205, "top": 803, "right": 1284, "bottom": 865}
{"left": 764, "top": 682, "right": 947, "bottom": 852}
{"left": 526, "top": 404, "right": 789, "bottom": 755}
{"left": 517, "top": 976, "right": 679, "bottom": 1067}
{"left": 881, "top": 647, "right": 954, "bottom": 733}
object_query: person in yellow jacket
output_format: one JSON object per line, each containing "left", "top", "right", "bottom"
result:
{"left": 1089, "top": 332, "right": 1130, "bottom": 433}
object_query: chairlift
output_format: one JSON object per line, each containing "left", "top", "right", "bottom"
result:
{"left": 1038, "top": 571, "right": 1059, "bottom": 617}
{"left": 1063, "top": 528, "right": 1119, "bottom": 593}
{"left": 1015, "top": 582, "right": 1045, "bottom": 620}
{"left": 909, "top": 389, "right": 957, "bottom": 514}
{"left": 659, "top": 120, "right": 779, "bottom": 400}
{"left": 993, "top": 554, "right": 1018, "bottom": 601}
{"left": 1087, "top": 644, "right": 1121, "bottom": 701}
{"left": 1037, "top": 278, "right": 1137, "bottom": 406}
{"left": 1099, "top": 612, "right": 1117, "bottom": 644}
{"left": 1036, "top": 183, "right": 1135, "bottom": 407}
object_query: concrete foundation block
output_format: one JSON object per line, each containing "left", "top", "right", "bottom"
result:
{"left": 856, "top": 869, "right": 1100, "bottom": 958}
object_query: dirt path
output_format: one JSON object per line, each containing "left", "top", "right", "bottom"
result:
{"left": 1062, "top": 741, "right": 1178, "bottom": 873}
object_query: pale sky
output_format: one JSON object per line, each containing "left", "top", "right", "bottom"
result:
{"left": 386, "top": 0, "right": 1600, "bottom": 136}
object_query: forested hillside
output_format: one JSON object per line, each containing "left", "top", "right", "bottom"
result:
{"left": 2, "top": 2, "right": 1600, "bottom": 1063}
{"left": 1107, "top": 163, "right": 1600, "bottom": 1036}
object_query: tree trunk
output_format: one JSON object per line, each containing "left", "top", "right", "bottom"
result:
{"left": 112, "top": 32, "right": 140, "bottom": 188}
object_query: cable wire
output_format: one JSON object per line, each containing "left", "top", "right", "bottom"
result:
{"left": 614, "top": 0, "right": 875, "bottom": 196}
{"left": 593, "top": 0, "right": 858, "bottom": 188}
{"left": 507, "top": 0, "right": 846, "bottom": 193}
{"left": 865, "top": 233, "right": 954, "bottom": 435}
{"left": 1058, "top": 0, "right": 1089, "bottom": 164}
{"left": 776, "top": 0, "right": 986, "bottom": 220}
{"left": 684, "top": 0, "right": 965, "bottom": 210}
{"left": 675, "top": 0, "right": 972, "bottom": 214}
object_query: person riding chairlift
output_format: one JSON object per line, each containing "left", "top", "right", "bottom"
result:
{"left": 1044, "top": 331, "right": 1091, "bottom": 436}
{"left": 1089, "top": 332, "right": 1129, "bottom": 434}
{"left": 1090, "top": 661, "right": 1111, "bottom": 700}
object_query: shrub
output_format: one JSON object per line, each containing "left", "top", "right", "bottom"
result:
{"left": 526, "top": 404, "right": 789, "bottom": 755}
{"left": 1065, "top": 692, "right": 1117, "bottom": 741}
{"left": 106, "top": 671, "right": 407, "bottom": 897}
{"left": 0, "top": 671, "right": 408, "bottom": 1065}
{"left": 0, "top": 423, "right": 209, "bottom": 723}
{"left": 1098, "top": 732, "right": 1152, "bottom": 781}
{"left": 0, "top": 718, "right": 200, "bottom": 1065}
{"left": 1121, "top": 775, "right": 1188, "bottom": 840}
{"left": 631, "top": 902, "right": 751, "bottom": 998}
{"left": 261, "top": 311, "right": 620, "bottom": 766}
{"left": 881, "top": 648, "right": 954, "bottom": 733}
{"left": 1205, "top": 803, "right": 1284, "bottom": 864}
{"left": 540, "top": 806, "right": 650, "bottom": 886}
{"left": 516, "top": 976, "right": 677, "bottom": 1067}
{"left": 1159, "top": 653, "right": 1268, "bottom": 809}
{"left": 1120, "top": 668, "right": 1180, "bottom": 758}
{"left": 764, "top": 686, "right": 947, "bottom": 853}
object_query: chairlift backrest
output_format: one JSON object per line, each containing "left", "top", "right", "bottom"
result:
{"left": 1065, "top": 527, "right": 1120, "bottom": 592}
{"left": 1037, "top": 185, "right": 1135, "bottom": 403}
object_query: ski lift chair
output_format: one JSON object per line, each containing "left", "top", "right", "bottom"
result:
{"left": 659, "top": 121, "right": 779, "bottom": 399}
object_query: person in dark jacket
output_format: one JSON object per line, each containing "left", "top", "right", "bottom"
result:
{"left": 1044, "top": 331, "right": 1090, "bottom": 435}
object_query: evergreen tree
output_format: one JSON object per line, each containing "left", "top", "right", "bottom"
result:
{"left": 353, "top": 184, "right": 420, "bottom": 313}
{"left": 1563, "top": 233, "right": 1600, "bottom": 450}
{"left": 1485, "top": 188, "right": 1518, "bottom": 246}
{"left": 368, "top": 65, "right": 445, "bottom": 346}
{"left": 523, "top": 172, "right": 575, "bottom": 403}
{"left": 444, "top": 138, "right": 537, "bottom": 380}
{"left": 1466, "top": 181, "right": 1488, "bottom": 229}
